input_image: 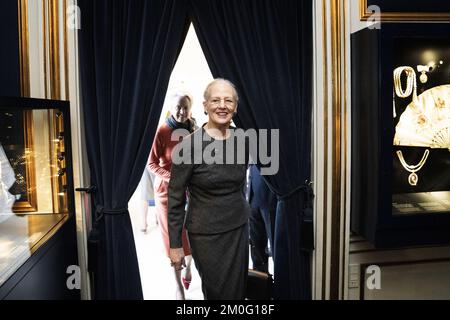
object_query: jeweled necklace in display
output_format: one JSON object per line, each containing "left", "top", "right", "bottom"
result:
{"left": 393, "top": 66, "right": 418, "bottom": 118}
{"left": 396, "top": 149, "right": 430, "bottom": 186}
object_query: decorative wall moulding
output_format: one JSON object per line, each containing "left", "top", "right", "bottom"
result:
{"left": 360, "top": 0, "right": 450, "bottom": 21}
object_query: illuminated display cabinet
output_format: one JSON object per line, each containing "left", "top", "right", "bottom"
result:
{"left": 0, "top": 97, "right": 79, "bottom": 299}
{"left": 351, "top": 24, "right": 450, "bottom": 248}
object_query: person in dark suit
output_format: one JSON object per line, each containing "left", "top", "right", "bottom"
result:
{"left": 168, "top": 79, "right": 250, "bottom": 300}
{"left": 247, "top": 164, "right": 277, "bottom": 273}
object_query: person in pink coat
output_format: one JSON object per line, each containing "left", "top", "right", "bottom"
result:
{"left": 148, "top": 90, "right": 197, "bottom": 300}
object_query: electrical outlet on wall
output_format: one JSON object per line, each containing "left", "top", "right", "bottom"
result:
{"left": 348, "top": 264, "right": 360, "bottom": 289}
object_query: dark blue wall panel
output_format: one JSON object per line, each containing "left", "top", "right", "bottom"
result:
{"left": 0, "top": 0, "right": 21, "bottom": 97}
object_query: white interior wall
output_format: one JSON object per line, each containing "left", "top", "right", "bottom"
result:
{"left": 27, "top": 0, "right": 45, "bottom": 99}
{"left": 26, "top": 0, "right": 90, "bottom": 299}
{"left": 312, "top": 0, "right": 326, "bottom": 300}
{"left": 65, "top": 0, "right": 91, "bottom": 300}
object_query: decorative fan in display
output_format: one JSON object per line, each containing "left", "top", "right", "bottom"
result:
{"left": 394, "top": 84, "right": 450, "bottom": 151}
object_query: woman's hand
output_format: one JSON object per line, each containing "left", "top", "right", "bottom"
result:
{"left": 169, "top": 247, "right": 185, "bottom": 271}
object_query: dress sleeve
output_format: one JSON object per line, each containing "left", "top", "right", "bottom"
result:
{"left": 168, "top": 142, "right": 193, "bottom": 248}
{"left": 148, "top": 128, "right": 171, "bottom": 182}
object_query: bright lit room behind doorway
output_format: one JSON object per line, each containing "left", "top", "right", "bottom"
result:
{"left": 128, "top": 24, "right": 211, "bottom": 300}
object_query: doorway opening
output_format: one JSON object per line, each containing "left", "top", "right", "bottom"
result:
{"left": 128, "top": 23, "right": 274, "bottom": 300}
{"left": 128, "top": 24, "right": 211, "bottom": 300}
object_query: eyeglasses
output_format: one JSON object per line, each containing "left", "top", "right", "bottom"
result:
{"left": 208, "top": 98, "right": 236, "bottom": 107}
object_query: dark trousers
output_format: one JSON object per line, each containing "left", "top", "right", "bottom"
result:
{"left": 249, "top": 206, "right": 275, "bottom": 273}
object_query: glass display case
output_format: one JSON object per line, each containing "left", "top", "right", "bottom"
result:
{"left": 391, "top": 37, "right": 450, "bottom": 216}
{"left": 351, "top": 24, "right": 450, "bottom": 248}
{"left": 0, "top": 97, "right": 75, "bottom": 288}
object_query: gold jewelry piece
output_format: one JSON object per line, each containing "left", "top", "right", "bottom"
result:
{"left": 393, "top": 66, "right": 418, "bottom": 118}
{"left": 393, "top": 66, "right": 417, "bottom": 98}
{"left": 417, "top": 65, "right": 429, "bottom": 84}
{"left": 396, "top": 149, "right": 430, "bottom": 186}
{"left": 420, "top": 71, "right": 428, "bottom": 84}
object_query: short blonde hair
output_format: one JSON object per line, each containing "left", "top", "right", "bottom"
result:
{"left": 203, "top": 78, "right": 239, "bottom": 103}
{"left": 164, "top": 89, "right": 193, "bottom": 111}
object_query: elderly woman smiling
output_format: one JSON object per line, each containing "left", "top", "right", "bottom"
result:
{"left": 168, "top": 79, "right": 250, "bottom": 300}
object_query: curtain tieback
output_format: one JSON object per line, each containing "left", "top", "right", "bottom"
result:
{"left": 278, "top": 180, "right": 314, "bottom": 201}
{"left": 278, "top": 181, "right": 315, "bottom": 251}
{"left": 95, "top": 205, "right": 128, "bottom": 222}
{"left": 87, "top": 205, "right": 128, "bottom": 272}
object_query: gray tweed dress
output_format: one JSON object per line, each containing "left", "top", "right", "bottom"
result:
{"left": 168, "top": 127, "right": 250, "bottom": 300}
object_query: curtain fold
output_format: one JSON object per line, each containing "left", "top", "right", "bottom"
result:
{"left": 78, "top": 0, "right": 190, "bottom": 299}
{"left": 190, "top": 0, "right": 314, "bottom": 299}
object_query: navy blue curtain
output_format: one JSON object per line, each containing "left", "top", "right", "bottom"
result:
{"left": 190, "top": 0, "right": 314, "bottom": 299}
{"left": 78, "top": 0, "right": 190, "bottom": 299}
